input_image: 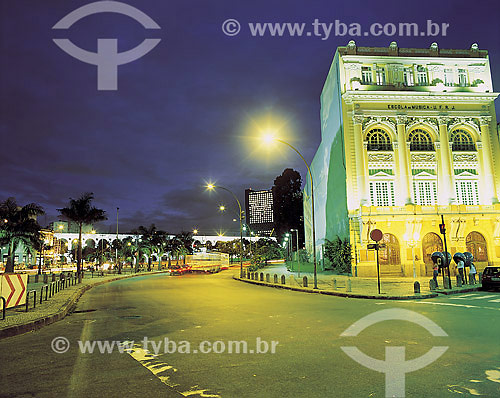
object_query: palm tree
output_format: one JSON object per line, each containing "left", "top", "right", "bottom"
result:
{"left": 0, "top": 198, "right": 44, "bottom": 273}
{"left": 58, "top": 193, "right": 107, "bottom": 280}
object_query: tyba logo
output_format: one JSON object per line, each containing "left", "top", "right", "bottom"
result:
{"left": 340, "top": 308, "right": 448, "bottom": 398}
{"left": 52, "top": 1, "right": 161, "bottom": 90}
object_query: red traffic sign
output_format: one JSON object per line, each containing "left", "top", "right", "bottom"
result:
{"left": 370, "top": 229, "right": 383, "bottom": 242}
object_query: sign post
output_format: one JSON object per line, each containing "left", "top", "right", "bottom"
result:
{"left": 439, "top": 215, "right": 451, "bottom": 289}
{"left": 370, "top": 229, "right": 383, "bottom": 294}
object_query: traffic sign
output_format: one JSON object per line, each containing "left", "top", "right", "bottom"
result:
{"left": 0, "top": 274, "right": 27, "bottom": 309}
{"left": 439, "top": 223, "right": 446, "bottom": 234}
{"left": 370, "top": 229, "right": 383, "bottom": 242}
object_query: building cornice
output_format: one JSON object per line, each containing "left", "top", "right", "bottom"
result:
{"left": 343, "top": 91, "right": 499, "bottom": 103}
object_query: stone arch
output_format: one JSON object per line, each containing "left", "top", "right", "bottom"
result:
{"left": 363, "top": 122, "right": 397, "bottom": 143}
{"left": 380, "top": 233, "right": 401, "bottom": 265}
{"left": 422, "top": 232, "right": 443, "bottom": 274}
{"left": 448, "top": 121, "right": 481, "bottom": 142}
{"left": 466, "top": 231, "right": 488, "bottom": 263}
{"left": 408, "top": 128, "right": 435, "bottom": 151}
{"left": 84, "top": 238, "right": 96, "bottom": 249}
{"left": 365, "top": 128, "right": 393, "bottom": 151}
{"left": 406, "top": 121, "right": 439, "bottom": 142}
{"left": 450, "top": 128, "right": 476, "bottom": 151}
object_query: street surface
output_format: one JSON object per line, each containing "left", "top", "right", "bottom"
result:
{"left": 0, "top": 271, "right": 499, "bottom": 397}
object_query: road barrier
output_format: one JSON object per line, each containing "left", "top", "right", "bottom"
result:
{"left": 26, "top": 290, "right": 36, "bottom": 312}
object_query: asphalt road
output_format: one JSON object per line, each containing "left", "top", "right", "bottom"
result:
{"left": 1, "top": 271, "right": 499, "bottom": 398}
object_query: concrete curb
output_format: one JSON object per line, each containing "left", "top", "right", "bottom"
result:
{"left": 0, "top": 271, "right": 167, "bottom": 340}
{"left": 435, "top": 286, "right": 482, "bottom": 295}
{"left": 234, "top": 276, "right": 439, "bottom": 300}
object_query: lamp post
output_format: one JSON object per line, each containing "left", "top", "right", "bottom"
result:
{"left": 290, "top": 228, "right": 300, "bottom": 277}
{"left": 404, "top": 231, "right": 420, "bottom": 279}
{"left": 116, "top": 207, "right": 120, "bottom": 274}
{"left": 263, "top": 136, "right": 318, "bottom": 289}
{"left": 206, "top": 184, "right": 244, "bottom": 277}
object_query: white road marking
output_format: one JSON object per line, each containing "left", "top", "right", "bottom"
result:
{"left": 404, "top": 301, "right": 500, "bottom": 311}
{"left": 488, "top": 298, "right": 500, "bottom": 303}
{"left": 469, "top": 295, "right": 495, "bottom": 300}
{"left": 454, "top": 294, "right": 481, "bottom": 298}
{"left": 120, "top": 342, "right": 221, "bottom": 397}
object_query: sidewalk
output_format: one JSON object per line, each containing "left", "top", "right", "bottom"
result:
{"left": 0, "top": 270, "right": 167, "bottom": 339}
{"left": 239, "top": 264, "right": 481, "bottom": 299}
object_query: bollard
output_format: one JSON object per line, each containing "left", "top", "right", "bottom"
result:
{"left": 1, "top": 297, "right": 5, "bottom": 320}
{"left": 333, "top": 278, "right": 337, "bottom": 289}
{"left": 35, "top": 274, "right": 39, "bottom": 283}
{"left": 51, "top": 273, "right": 56, "bottom": 282}
{"left": 346, "top": 278, "right": 352, "bottom": 292}
{"left": 456, "top": 274, "right": 462, "bottom": 288}
{"left": 429, "top": 279, "right": 437, "bottom": 291}
{"left": 281, "top": 275, "right": 286, "bottom": 285}
{"left": 43, "top": 274, "right": 48, "bottom": 284}
{"left": 274, "top": 274, "right": 278, "bottom": 284}
{"left": 414, "top": 281, "right": 421, "bottom": 294}
{"left": 45, "top": 285, "right": 48, "bottom": 301}
{"left": 303, "top": 276, "right": 308, "bottom": 288}
{"left": 266, "top": 274, "right": 270, "bottom": 283}
{"left": 260, "top": 273, "right": 264, "bottom": 281}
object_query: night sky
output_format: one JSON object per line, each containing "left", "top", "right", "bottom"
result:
{"left": 1, "top": 0, "right": 499, "bottom": 234}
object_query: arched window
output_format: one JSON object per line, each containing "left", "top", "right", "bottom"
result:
{"left": 409, "top": 129, "right": 434, "bottom": 151}
{"left": 422, "top": 232, "right": 443, "bottom": 268}
{"left": 380, "top": 233, "right": 400, "bottom": 265}
{"left": 366, "top": 128, "right": 392, "bottom": 151}
{"left": 450, "top": 129, "right": 475, "bottom": 151}
{"left": 466, "top": 232, "right": 488, "bottom": 262}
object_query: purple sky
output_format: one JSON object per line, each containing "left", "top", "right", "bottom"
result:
{"left": 1, "top": 0, "right": 499, "bottom": 234}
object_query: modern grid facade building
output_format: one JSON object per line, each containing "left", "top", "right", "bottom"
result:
{"left": 245, "top": 189, "right": 274, "bottom": 236}
{"left": 304, "top": 41, "right": 500, "bottom": 277}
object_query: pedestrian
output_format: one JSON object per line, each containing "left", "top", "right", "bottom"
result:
{"left": 433, "top": 264, "right": 439, "bottom": 289}
{"left": 456, "top": 258, "right": 465, "bottom": 284}
{"left": 469, "top": 263, "right": 477, "bottom": 285}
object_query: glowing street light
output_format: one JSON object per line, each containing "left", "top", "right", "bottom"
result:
{"left": 206, "top": 182, "right": 244, "bottom": 277}
{"left": 193, "top": 229, "right": 198, "bottom": 235}
{"left": 260, "top": 132, "right": 318, "bottom": 289}
{"left": 404, "top": 230, "right": 421, "bottom": 279}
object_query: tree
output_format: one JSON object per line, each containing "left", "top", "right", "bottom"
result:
{"left": 0, "top": 198, "right": 44, "bottom": 273}
{"left": 272, "top": 168, "right": 304, "bottom": 248}
{"left": 176, "top": 231, "right": 194, "bottom": 255}
{"left": 58, "top": 193, "right": 107, "bottom": 280}
{"left": 324, "top": 237, "right": 352, "bottom": 274}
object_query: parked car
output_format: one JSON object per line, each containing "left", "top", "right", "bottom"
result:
{"left": 481, "top": 266, "right": 500, "bottom": 290}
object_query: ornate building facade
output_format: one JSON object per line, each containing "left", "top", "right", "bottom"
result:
{"left": 304, "top": 41, "right": 500, "bottom": 277}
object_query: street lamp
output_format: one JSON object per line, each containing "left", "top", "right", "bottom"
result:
{"left": 404, "top": 231, "right": 420, "bottom": 279}
{"left": 206, "top": 183, "right": 245, "bottom": 277}
{"left": 261, "top": 133, "right": 318, "bottom": 289}
{"left": 290, "top": 228, "right": 300, "bottom": 277}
